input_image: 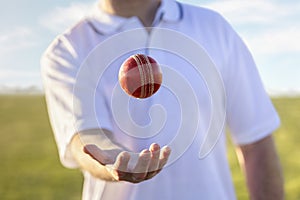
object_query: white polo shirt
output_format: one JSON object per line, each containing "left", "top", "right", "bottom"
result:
{"left": 41, "top": 0, "right": 280, "bottom": 199}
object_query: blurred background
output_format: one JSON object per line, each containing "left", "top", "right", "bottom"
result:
{"left": 0, "top": 0, "right": 299, "bottom": 199}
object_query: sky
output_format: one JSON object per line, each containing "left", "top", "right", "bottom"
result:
{"left": 0, "top": 0, "right": 299, "bottom": 95}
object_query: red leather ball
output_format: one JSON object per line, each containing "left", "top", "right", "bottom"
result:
{"left": 119, "top": 54, "right": 162, "bottom": 99}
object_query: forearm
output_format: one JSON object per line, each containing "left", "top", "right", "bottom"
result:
{"left": 70, "top": 129, "right": 122, "bottom": 181}
{"left": 237, "top": 135, "right": 284, "bottom": 200}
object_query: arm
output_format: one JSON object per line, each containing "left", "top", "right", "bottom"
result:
{"left": 236, "top": 135, "right": 284, "bottom": 200}
{"left": 70, "top": 129, "right": 171, "bottom": 183}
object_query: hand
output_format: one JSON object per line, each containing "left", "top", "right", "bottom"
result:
{"left": 83, "top": 143, "right": 171, "bottom": 183}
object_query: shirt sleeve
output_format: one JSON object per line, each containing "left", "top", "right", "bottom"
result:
{"left": 41, "top": 35, "right": 113, "bottom": 168}
{"left": 223, "top": 20, "right": 280, "bottom": 146}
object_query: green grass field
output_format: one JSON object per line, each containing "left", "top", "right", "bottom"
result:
{"left": 0, "top": 95, "right": 299, "bottom": 199}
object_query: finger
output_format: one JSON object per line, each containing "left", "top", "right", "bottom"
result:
{"left": 110, "top": 151, "right": 130, "bottom": 181}
{"left": 148, "top": 143, "right": 160, "bottom": 173}
{"left": 83, "top": 144, "right": 113, "bottom": 165}
{"left": 158, "top": 146, "right": 171, "bottom": 170}
{"left": 146, "top": 146, "right": 171, "bottom": 180}
{"left": 132, "top": 149, "right": 151, "bottom": 181}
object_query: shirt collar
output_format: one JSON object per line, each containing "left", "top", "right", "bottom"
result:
{"left": 88, "top": 0, "right": 182, "bottom": 35}
{"left": 158, "top": 0, "right": 182, "bottom": 23}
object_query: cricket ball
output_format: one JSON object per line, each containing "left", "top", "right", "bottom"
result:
{"left": 118, "top": 54, "right": 162, "bottom": 99}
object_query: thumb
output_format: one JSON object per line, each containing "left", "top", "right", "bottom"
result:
{"left": 83, "top": 144, "right": 114, "bottom": 165}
